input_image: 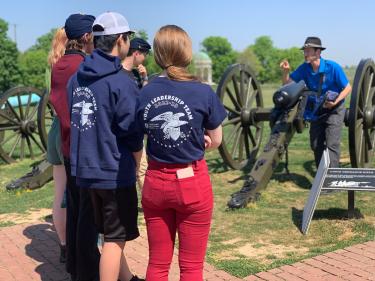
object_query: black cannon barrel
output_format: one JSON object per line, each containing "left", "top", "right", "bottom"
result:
{"left": 273, "top": 81, "right": 306, "bottom": 109}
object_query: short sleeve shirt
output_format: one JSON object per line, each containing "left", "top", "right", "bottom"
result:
{"left": 290, "top": 57, "right": 349, "bottom": 96}
{"left": 137, "top": 77, "right": 227, "bottom": 164}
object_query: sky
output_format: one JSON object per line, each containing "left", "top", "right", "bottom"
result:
{"left": 0, "top": 0, "right": 373, "bottom": 66}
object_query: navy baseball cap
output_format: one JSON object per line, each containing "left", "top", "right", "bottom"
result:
{"left": 130, "top": 38, "right": 151, "bottom": 52}
{"left": 64, "top": 14, "right": 95, "bottom": 40}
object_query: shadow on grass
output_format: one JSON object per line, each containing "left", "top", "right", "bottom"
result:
{"left": 303, "top": 160, "right": 316, "bottom": 178}
{"left": 273, "top": 172, "right": 312, "bottom": 190}
{"left": 291, "top": 207, "right": 364, "bottom": 232}
{"left": 206, "top": 157, "right": 255, "bottom": 175}
{"left": 206, "top": 158, "right": 230, "bottom": 173}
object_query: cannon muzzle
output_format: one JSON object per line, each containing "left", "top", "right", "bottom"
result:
{"left": 273, "top": 81, "right": 306, "bottom": 109}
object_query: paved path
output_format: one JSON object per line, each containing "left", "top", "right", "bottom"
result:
{"left": 0, "top": 220, "right": 374, "bottom": 280}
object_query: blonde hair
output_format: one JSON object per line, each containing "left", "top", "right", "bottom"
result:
{"left": 47, "top": 28, "right": 68, "bottom": 67}
{"left": 153, "top": 25, "right": 196, "bottom": 81}
{"left": 66, "top": 33, "right": 93, "bottom": 52}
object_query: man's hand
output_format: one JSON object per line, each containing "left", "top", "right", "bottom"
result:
{"left": 323, "top": 100, "right": 337, "bottom": 109}
{"left": 138, "top": 64, "right": 148, "bottom": 78}
{"left": 279, "top": 60, "right": 290, "bottom": 72}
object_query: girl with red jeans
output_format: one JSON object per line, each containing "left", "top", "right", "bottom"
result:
{"left": 137, "top": 25, "right": 227, "bottom": 281}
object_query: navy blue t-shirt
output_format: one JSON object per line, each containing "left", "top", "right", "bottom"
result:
{"left": 137, "top": 77, "right": 227, "bottom": 164}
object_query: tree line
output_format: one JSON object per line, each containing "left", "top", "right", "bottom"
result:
{"left": 0, "top": 17, "right": 306, "bottom": 92}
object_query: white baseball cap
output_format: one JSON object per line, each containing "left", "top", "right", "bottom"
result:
{"left": 92, "top": 12, "right": 134, "bottom": 36}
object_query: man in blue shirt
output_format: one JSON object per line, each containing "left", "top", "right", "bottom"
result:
{"left": 280, "top": 37, "right": 352, "bottom": 168}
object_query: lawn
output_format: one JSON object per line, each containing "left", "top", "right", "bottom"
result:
{"left": 0, "top": 78, "right": 374, "bottom": 278}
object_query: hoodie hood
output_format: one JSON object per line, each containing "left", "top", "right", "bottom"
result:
{"left": 77, "top": 49, "right": 123, "bottom": 81}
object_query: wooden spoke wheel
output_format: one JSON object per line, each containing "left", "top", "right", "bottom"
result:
{"left": 217, "top": 64, "right": 264, "bottom": 170}
{"left": 349, "top": 58, "right": 375, "bottom": 168}
{"left": 0, "top": 86, "right": 46, "bottom": 163}
{"left": 37, "top": 90, "right": 55, "bottom": 150}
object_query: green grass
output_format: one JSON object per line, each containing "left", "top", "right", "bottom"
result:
{"left": 0, "top": 158, "right": 54, "bottom": 214}
{"left": 0, "top": 78, "right": 374, "bottom": 278}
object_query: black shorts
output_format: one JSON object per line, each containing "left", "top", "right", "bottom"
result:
{"left": 89, "top": 186, "right": 140, "bottom": 242}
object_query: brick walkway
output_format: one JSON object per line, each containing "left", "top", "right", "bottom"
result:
{"left": 0, "top": 220, "right": 374, "bottom": 281}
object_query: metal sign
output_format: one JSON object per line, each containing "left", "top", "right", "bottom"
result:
{"left": 302, "top": 150, "right": 330, "bottom": 235}
{"left": 322, "top": 168, "right": 375, "bottom": 191}
{"left": 302, "top": 149, "right": 375, "bottom": 235}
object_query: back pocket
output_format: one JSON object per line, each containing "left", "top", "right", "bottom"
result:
{"left": 176, "top": 176, "right": 202, "bottom": 205}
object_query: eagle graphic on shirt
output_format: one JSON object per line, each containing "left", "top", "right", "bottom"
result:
{"left": 72, "top": 100, "right": 94, "bottom": 126}
{"left": 151, "top": 112, "right": 188, "bottom": 141}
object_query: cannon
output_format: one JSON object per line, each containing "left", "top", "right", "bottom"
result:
{"left": 0, "top": 86, "right": 54, "bottom": 163}
{"left": 0, "top": 86, "right": 55, "bottom": 190}
{"left": 216, "top": 59, "right": 375, "bottom": 209}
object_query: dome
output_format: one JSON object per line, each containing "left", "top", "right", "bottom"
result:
{"left": 193, "top": 52, "right": 212, "bottom": 63}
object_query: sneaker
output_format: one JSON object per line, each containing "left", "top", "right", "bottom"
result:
{"left": 60, "top": 244, "right": 66, "bottom": 263}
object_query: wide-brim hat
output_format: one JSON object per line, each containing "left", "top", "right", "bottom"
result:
{"left": 300, "top": 36, "right": 326, "bottom": 50}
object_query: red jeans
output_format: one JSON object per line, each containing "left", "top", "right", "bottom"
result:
{"left": 142, "top": 159, "right": 213, "bottom": 281}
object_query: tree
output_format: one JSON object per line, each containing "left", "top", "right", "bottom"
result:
{"left": 136, "top": 29, "right": 149, "bottom": 41}
{"left": 275, "top": 47, "right": 304, "bottom": 82}
{"left": 251, "top": 36, "right": 278, "bottom": 83}
{"left": 201, "top": 36, "right": 237, "bottom": 82}
{"left": 250, "top": 36, "right": 304, "bottom": 83}
{"left": 19, "top": 49, "right": 48, "bottom": 89}
{"left": 0, "top": 18, "right": 21, "bottom": 92}
{"left": 29, "top": 29, "right": 57, "bottom": 52}
{"left": 237, "top": 46, "right": 263, "bottom": 75}
{"left": 18, "top": 29, "right": 56, "bottom": 89}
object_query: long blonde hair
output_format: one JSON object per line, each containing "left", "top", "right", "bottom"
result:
{"left": 47, "top": 28, "right": 68, "bottom": 67}
{"left": 153, "top": 25, "right": 196, "bottom": 81}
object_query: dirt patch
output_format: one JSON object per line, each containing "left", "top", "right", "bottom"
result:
{"left": 236, "top": 241, "right": 309, "bottom": 260}
{"left": 222, "top": 238, "right": 243, "bottom": 245}
{"left": 0, "top": 208, "right": 51, "bottom": 225}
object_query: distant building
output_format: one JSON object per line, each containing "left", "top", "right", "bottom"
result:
{"left": 193, "top": 52, "right": 213, "bottom": 85}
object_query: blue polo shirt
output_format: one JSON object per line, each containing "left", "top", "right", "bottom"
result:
{"left": 290, "top": 57, "right": 349, "bottom": 97}
{"left": 137, "top": 77, "right": 227, "bottom": 164}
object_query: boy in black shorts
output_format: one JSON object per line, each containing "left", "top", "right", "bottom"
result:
{"left": 67, "top": 11, "right": 144, "bottom": 281}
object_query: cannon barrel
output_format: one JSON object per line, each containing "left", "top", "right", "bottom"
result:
{"left": 272, "top": 81, "right": 306, "bottom": 109}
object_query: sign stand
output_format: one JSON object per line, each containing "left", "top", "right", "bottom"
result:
{"left": 302, "top": 149, "right": 375, "bottom": 234}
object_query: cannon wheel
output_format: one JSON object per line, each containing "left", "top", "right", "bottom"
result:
{"left": 349, "top": 58, "right": 375, "bottom": 168}
{"left": 217, "top": 64, "right": 264, "bottom": 170}
{"left": 0, "top": 86, "right": 46, "bottom": 163}
{"left": 37, "top": 91, "right": 55, "bottom": 149}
